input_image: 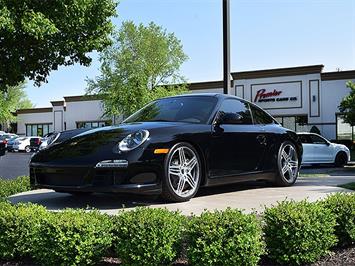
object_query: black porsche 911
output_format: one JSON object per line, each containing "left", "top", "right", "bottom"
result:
{"left": 30, "top": 93, "right": 302, "bottom": 202}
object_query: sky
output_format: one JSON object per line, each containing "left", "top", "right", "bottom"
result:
{"left": 24, "top": 0, "right": 355, "bottom": 107}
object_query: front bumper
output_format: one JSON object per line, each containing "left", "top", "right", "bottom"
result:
{"left": 30, "top": 161, "right": 163, "bottom": 195}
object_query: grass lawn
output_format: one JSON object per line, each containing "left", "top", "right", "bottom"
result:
{"left": 338, "top": 182, "right": 355, "bottom": 191}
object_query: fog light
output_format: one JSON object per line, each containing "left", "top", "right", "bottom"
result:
{"left": 95, "top": 160, "right": 128, "bottom": 168}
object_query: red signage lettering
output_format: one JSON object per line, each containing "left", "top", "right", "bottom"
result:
{"left": 254, "top": 89, "right": 282, "bottom": 102}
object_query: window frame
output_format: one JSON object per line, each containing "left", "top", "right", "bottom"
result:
{"left": 216, "top": 98, "right": 254, "bottom": 125}
{"left": 76, "top": 120, "right": 112, "bottom": 129}
{"left": 25, "top": 123, "right": 52, "bottom": 137}
{"left": 249, "top": 103, "right": 276, "bottom": 125}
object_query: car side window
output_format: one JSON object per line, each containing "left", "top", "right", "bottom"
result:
{"left": 218, "top": 99, "right": 253, "bottom": 125}
{"left": 310, "top": 135, "right": 327, "bottom": 144}
{"left": 249, "top": 104, "right": 274, "bottom": 125}
{"left": 299, "top": 135, "right": 312, "bottom": 144}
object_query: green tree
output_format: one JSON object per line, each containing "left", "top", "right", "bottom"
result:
{"left": 339, "top": 81, "right": 355, "bottom": 126}
{"left": 87, "top": 21, "right": 188, "bottom": 117}
{"left": 0, "top": 0, "right": 117, "bottom": 91}
{"left": 0, "top": 83, "right": 34, "bottom": 125}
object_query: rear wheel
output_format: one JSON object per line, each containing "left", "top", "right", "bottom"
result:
{"left": 275, "top": 141, "right": 299, "bottom": 186}
{"left": 25, "top": 146, "right": 31, "bottom": 153}
{"left": 334, "top": 152, "right": 347, "bottom": 167}
{"left": 161, "top": 142, "right": 202, "bottom": 202}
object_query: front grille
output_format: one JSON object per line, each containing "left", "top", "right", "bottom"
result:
{"left": 34, "top": 168, "right": 89, "bottom": 187}
{"left": 93, "top": 170, "right": 114, "bottom": 186}
{"left": 93, "top": 169, "right": 126, "bottom": 186}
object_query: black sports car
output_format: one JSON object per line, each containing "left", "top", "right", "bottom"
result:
{"left": 30, "top": 93, "right": 302, "bottom": 202}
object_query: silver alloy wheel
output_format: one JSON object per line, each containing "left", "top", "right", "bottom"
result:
{"left": 279, "top": 144, "right": 299, "bottom": 183}
{"left": 168, "top": 146, "right": 200, "bottom": 198}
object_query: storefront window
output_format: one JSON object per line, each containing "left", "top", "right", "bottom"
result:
{"left": 274, "top": 115, "right": 312, "bottom": 132}
{"left": 26, "top": 124, "right": 52, "bottom": 137}
{"left": 282, "top": 117, "right": 296, "bottom": 131}
{"left": 76, "top": 121, "right": 111, "bottom": 129}
{"left": 274, "top": 117, "right": 283, "bottom": 125}
{"left": 337, "top": 115, "right": 353, "bottom": 141}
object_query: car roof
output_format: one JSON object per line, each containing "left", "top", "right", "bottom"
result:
{"left": 296, "top": 132, "right": 318, "bottom": 135}
{"left": 162, "top": 92, "right": 243, "bottom": 101}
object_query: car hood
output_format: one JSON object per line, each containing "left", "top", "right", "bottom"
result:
{"left": 30, "top": 122, "right": 183, "bottom": 164}
{"left": 332, "top": 143, "right": 349, "bottom": 151}
{"left": 73, "top": 121, "right": 182, "bottom": 139}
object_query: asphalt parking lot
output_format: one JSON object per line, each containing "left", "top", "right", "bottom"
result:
{"left": 0, "top": 152, "right": 32, "bottom": 179}
{"left": 2, "top": 152, "right": 355, "bottom": 215}
{"left": 7, "top": 174, "right": 355, "bottom": 214}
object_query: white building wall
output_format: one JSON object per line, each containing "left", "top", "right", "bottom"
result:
{"left": 17, "top": 112, "right": 53, "bottom": 136}
{"left": 65, "top": 100, "right": 106, "bottom": 130}
{"left": 319, "top": 78, "right": 355, "bottom": 140}
{"left": 233, "top": 73, "right": 321, "bottom": 119}
{"left": 14, "top": 66, "right": 355, "bottom": 142}
{"left": 321, "top": 79, "right": 354, "bottom": 123}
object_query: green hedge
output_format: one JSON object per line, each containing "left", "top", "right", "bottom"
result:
{"left": 0, "top": 203, "right": 112, "bottom": 265}
{"left": 0, "top": 202, "right": 49, "bottom": 259}
{"left": 113, "top": 208, "right": 186, "bottom": 266}
{"left": 263, "top": 200, "right": 337, "bottom": 265}
{"left": 31, "top": 209, "right": 113, "bottom": 266}
{"left": 187, "top": 208, "right": 264, "bottom": 266}
{"left": 0, "top": 179, "right": 354, "bottom": 265}
{"left": 0, "top": 176, "right": 31, "bottom": 198}
{"left": 322, "top": 193, "right": 355, "bottom": 246}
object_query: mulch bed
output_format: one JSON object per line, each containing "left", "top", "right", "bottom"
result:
{"left": 1, "top": 245, "right": 354, "bottom": 265}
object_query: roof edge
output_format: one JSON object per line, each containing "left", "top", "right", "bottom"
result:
{"left": 231, "top": 65, "right": 324, "bottom": 80}
{"left": 321, "top": 70, "right": 355, "bottom": 81}
{"left": 17, "top": 107, "right": 53, "bottom": 114}
{"left": 63, "top": 94, "right": 102, "bottom": 102}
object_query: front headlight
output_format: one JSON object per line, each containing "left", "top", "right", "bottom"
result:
{"left": 118, "top": 130, "right": 149, "bottom": 151}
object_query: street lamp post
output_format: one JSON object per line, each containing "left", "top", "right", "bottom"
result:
{"left": 222, "top": 0, "right": 231, "bottom": 95}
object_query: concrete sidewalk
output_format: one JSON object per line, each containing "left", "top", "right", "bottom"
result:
{"left": 8, "top": 175, "right": 355, "bottom": 215}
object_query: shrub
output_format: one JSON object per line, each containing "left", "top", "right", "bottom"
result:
{"left": 322, "top": 193, "right": 355, "bottom": 246}
{"left": 187, "top": 208, "right": 264, "bottom": 266}
{"left": 0, "top": 202, "right": 48, "bottom": 259}
{"left": 0, "top": 176, "right": 31, "bottom": 198}
{"left": 264, "top": 200, "right": 337, "bottom": 265}
{"left": 113, "top": 208, "right": 186, "bottom": 266}
{"left": 31, "top": 209, "right": 113, "bottom": 266}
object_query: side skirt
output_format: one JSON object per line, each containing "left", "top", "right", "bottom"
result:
{"left": 204, "top": 171, "right": 276, "bottom": 187}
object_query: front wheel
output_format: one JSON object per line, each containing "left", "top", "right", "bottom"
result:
{"left": 25, "top": 146, "right": 31, "bottom": 153}
{"left": 334, "top": 152, "right": 347, "bottom": 167}
{"left": 275, "top": 141, "right": 300, "bottom": 186}
{"left": 161, "top": 142, "right": 202, "bottom": 202}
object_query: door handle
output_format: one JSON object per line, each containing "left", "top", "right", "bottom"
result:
{"left": 256, "top": 135, "right": 267, "bottom": 145}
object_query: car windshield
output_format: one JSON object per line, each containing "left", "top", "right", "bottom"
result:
{"left": 124, "top": 96, "right": 218, "bottom": 124}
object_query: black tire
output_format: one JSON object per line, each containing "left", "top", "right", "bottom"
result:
{"left": 161, "top": 142, "right": 202, "bottom": 202}
{"left": 25, "top": 146, "right": 31, "bottom": 153}
{"left": 334, "top": 152, "right": 347, "bottom": 167}
{"left": 275, "top": 141, "right": 300, "bottom": 186}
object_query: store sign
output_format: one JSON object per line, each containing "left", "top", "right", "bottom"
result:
{"left": 251, "top": 81, "right": 302, "bottom": 109}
